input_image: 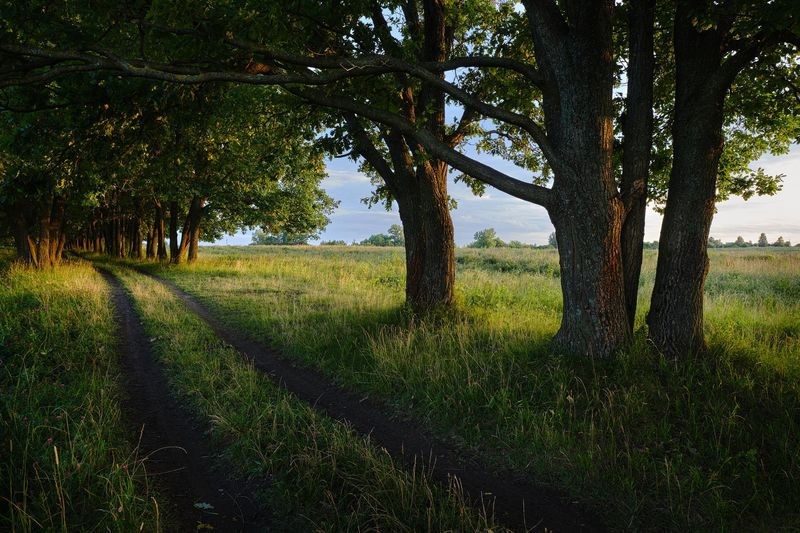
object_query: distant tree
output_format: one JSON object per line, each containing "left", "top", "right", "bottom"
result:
{"left": 548, "top": 232, "right": 558, "bottom": 248}
{"left": 251, "top": 229, "right": 311, "bottom": 245}
{"left": 360, "top": 226, "right": 404, "bottom": 246}
{"left": 469, "top": 228, "right": 505, "bottom": 248}
{"left": 387, "top": 224, "right": 405, "bottom": 246}
{"left": 758, "top": 233, "right": 769, "bottom": 247}
{"left": 773, "top": 236, "right": 787, "bottom": 247}
{"left": 320, "top": 240, "right": 347, "bottom": 246}
{"left": 734, "top": 236, "right": 748, "bottom": 247}
{"left": 708, "top": 236, "right": 724, "bottom": 248}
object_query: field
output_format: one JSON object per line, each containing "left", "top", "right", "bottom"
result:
{"left": 2, "top": 245, "right": 799, "bottom": 531}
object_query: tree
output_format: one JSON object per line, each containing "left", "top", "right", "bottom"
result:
{"left": 360, "top": 226, "right": 405, "bottom": 247}
{"left": 387, "top": 224, "right": 405, "bottom": 246}
{"left": 734, "top": 236, "right": 747, "bottom": 247}
{"left": 647, "top": 1, "right": 800, "bottom": 357}
{"left": 469, "top": 228, "right": 505, "bottom": 248}
{"left": 251, "top": 230, "right": 311, "bottom": 245}
{"left": 3, "top": 1, "right": 798, "bottom": 358}
{"left": 708, "top": 236, "right": 723, "bottom": 248}
{"left": 0, "top": 1, "right": 633, "bottom": 356}
{"left": 773, "top": 236, "right": 787, "bottom": 247}
{"left": 547, "top": 232, "right": 557, "bottom": 248}
{"left": 758, "top": 233, "right": 770, "bottom": 247}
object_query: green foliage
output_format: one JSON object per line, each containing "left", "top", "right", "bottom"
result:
{"left": 359, "top": 225, "right": 404, "bottom": 247}
{"left": 251, "top": 229, "right": 312, "bottom": 245}
{"left": 469, "top": 228, "right": 505, "bottom": 248}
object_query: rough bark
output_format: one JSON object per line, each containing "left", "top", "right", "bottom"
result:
{"left": 523, "top": 1, "right": 630, "bottom": 356}
{"left": 397, "top": 163, "right": 455, "bottom": 311}
{"left": 620, "top": 0, "right": 655, "bottom": 331}
{"left": 647, "top": 6, "right": 727, "bottom": 357}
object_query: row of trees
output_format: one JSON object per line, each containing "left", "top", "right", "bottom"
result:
{"left": 467, "top": 228, "right": 555, "bottom": 249}
{"left": 1, "top": 1, "right": 798, "bottom": 358}
{"left": 0, "top": 80, "right": 336, "bottom": 267}
{"left": 709, "top": 234, "right": 796, "bottom": 248}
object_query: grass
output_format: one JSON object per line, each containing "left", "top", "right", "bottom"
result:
{"left": 140, "top": 245, "right": 800, "bottom": 531}
{"left": 0, "top": 250, "right": 163, "bottom": 531}
{"left": 107, "top": 263, "right": 501, "bottom": 531}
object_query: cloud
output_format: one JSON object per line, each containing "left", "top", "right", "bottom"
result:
{"left": 324, "top": 169, "right": 371, "bottom": 188}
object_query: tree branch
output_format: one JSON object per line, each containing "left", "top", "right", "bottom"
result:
{"left": 290, "top": 87, "right": 553, "bottom": 207}
{"left": 344, "top": 113, "right": 398, "bottom": 185}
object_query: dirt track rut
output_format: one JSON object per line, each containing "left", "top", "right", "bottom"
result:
{"left": 100, "top": 268, "right": 270, "bottom": 532}
{"left": 138, "top": 267, "right": 603, "bottom": 533}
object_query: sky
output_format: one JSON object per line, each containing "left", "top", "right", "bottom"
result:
{"left": 217, "top": 143, "right": 800, "bottom": 247}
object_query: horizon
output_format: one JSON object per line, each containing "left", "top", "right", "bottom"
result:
{"left": 216, "top": 144, "right": 800, "bottom": 248}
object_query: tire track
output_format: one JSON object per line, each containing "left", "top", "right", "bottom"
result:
{"left": 135, "top": 266, "right": 603, "bottom": 533}
{"left": 99, "top": 268, "right": 270, "bottom": 532}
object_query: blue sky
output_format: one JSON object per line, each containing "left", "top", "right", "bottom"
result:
{"left": 218, "top": 144, "right": 800, "bottom": 247}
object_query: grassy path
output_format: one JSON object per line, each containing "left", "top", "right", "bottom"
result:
{"left": 98, "top": 268, "right": 270, "bottom": 531}
{"left": 104, "top": 261, "right": 507, "bottom": 531}
{"left": 133, "top": 264, "right": 601, "bottom": 532}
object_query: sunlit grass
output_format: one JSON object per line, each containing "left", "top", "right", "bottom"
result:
{"left": 110, "top": 264, "right": 501, "bottom": 531}
{"left": 145, "top": 245, "right": 800, "bottom": 531}
{"left": 0, "top": 251, "right": 162, "bottom": 531}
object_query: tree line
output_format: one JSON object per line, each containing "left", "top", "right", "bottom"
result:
{"left": 1, "top": 0, "right": 798, "bottom": 359}
{"left": 0, "top": 81, "right": 336, "bottom": 267}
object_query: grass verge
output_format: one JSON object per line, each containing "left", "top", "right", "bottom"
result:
{"left": 0, "top": 253, "right": 162, "bottom": 531}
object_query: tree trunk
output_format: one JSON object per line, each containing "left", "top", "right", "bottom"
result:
{"left": 48, "top": 196, "right": 66, "bottom": 265}
{"left": 35, "top": 195, "right": 52, "bottom": 268}
{"left": 647, "top": 7, "right": 726, "bottom": 357}
{"left": 55, "top": 232, "right": 66, "bottom": 263}
{"left": 145, "top": 223, "right": 155, "bottom": 259}
{"left": 172, "top": 202, "right": 192, "bottom": 265}
{"left": 130, "top": 215, "right": 142, "bottom": 259}
{"left": 525, "top": 1, "right": 630, "bottom": 357}
{"left": 185, "top": 197, "right": 205, "bottom": 263}
{"left": 396, "top": 163, "right": 455, "bottom": 311}
{"left": 620, "top": 0, "right": 655, "bottom": 331}
{"left": 549, "top": 182, "right": 630, "bottom": 357}
{"left": 11, "top": 210, "right": 36, "bottom": 266}
{"left": 155, "top": 202, "right": 167, "bottom": 260}
{"left": 169, "top": 201, "right": 180, "bottom": 261}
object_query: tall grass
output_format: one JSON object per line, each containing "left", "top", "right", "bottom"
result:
{"left": 111, "top": 265, "right": 501, "bottom": 531}
{"left": 148, "top": 245, "right": 800, "bottom": 530}
{"left": 0, "top": 253, "right": 162, "bottom": 531}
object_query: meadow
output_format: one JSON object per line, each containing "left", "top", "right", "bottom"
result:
{"left": 150, "top": 245, "right": 800, "bottom": 530}
{"left": 2, "top": 245, "right": 799, "bottom": 531}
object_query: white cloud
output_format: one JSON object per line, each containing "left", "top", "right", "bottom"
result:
{"left": 324, "top": 169, "right": 371, "bottom": 188}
